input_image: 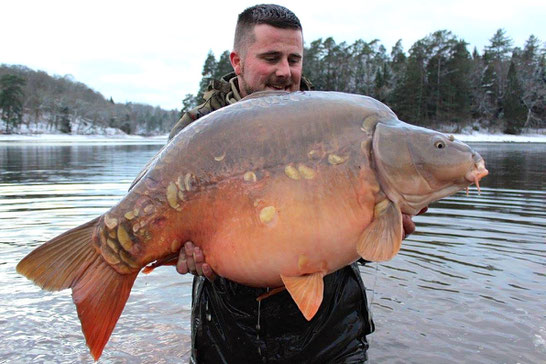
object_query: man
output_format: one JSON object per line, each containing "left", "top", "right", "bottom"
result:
{"left": 170, "top": 5, "right": 420, "bottom": 363}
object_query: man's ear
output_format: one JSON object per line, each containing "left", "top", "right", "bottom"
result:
{"left": 230, "top": 51, "right": 242, "bottom": 75}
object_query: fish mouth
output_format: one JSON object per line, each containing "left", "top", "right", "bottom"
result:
{"left": 465, "top": 158, "right": 489, "bottom": 194}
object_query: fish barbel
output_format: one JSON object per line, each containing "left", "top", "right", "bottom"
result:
{"left": 17, "top": 91, "right": 488, "bottom": 360}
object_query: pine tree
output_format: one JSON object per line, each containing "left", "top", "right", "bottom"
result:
{"left": 213, "top": 51, "right": 233, "bottom": 79}
{"left": 445, "top": 40, "right": 472, "bottom": 122}
{"left": 503, "top": 61, "right": 527, "bottom": 134}
{"left": 0, "top": 74, "right": 26, "bottom": 132}
{"left": 196, "top": 51, "right": 218, "bottom": 103}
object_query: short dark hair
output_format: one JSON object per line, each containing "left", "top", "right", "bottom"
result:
{"left": 234, "top": 4, "right": 302, "bottom": 54}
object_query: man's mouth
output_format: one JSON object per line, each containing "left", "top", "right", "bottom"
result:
{"left": 266, "top": 84, "right": 291, "bottom": 91}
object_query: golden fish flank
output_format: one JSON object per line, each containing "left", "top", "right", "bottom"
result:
{"left": 374, "top": 199, "right": 390, "bottom": 217}
{"left": 104, "top": 214, "right": 118, "bottom": 230}
{"left": 117, "top": 225, "right": 133, "bottom": 251}
{"left": 214, "top": 152, "right": 226, "bottom": 161}
{"left": 119, "top": 250, "right": 139, "bottom": 269}
{"left": 176, "top": 175, "right": 185, "bottom": 191}
{"left": 285, "top": 165, "right": 301, "bottom": 180}
{"left": 106, "top": 238, "right": 120, "bottom": 253}
{"left": 244, "top": 171, "right": 257, "bottom": 182}
{"left": 298, "top": 255, "right": 309, "bottom": 270}
{"left": 361, "top": 115, "right": 377, "bottom": 132}
{"left": 170, "top": 239, "right": 182, "bottom": 253}
{"left": 259, "top": 206, "right": 276, "bottom": 224}
{"left": 297, "top": 164, "right": 316, "bottom": 179}
{"left": 143, "top": 204, "right": 155, "bottom": 215}
{"left": 166, "top": 182, "right": 181, "bottom": 210}
{"left": 328, "top": 154, "right": 349, "bottom": 165}
{"left": 360, "top": 139, "right": 371, "bottom": 155}
{"left": 124, "top": 208, "right": 139, "bottom": 221}
{"left": 307, "top": 149, "right": 321, "bottom": 160}
{"left": 101, "top": 243, "right": 121, "bottom": 265}
{"left": 184, "top": 173, "right": 194, "bottom": 192}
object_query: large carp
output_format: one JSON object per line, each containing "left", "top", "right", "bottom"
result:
{"left": 17, "top": 91, "right": 487, "bottom": 360}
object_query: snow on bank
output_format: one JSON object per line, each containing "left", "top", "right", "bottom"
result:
{"left": 0, "top": 133, "right": 168, "bottom": 145}
{"left": 452, "top": 132, "right": 546, "bottom": 143}
{"left": 1, "top": 132, "right": 545, "bottom": 144}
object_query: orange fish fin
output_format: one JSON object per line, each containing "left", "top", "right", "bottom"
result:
{"left": 16, "top": 217, "right": 139, "bottom": 361}
{"left": 280, "top": 272, "right": 324, "bottom": 321}
{"left": 357, "top": 199, "right": 403, "bottom": 261}
{"left": 73, "top": 258, "right": 138, "bottom": 361}
{"left": 256, "top": 286, "right": 287, "bottom": 301}
{"left": 142, "top": 253, "right": 178, "bottom": 274}
{"left": 16, "top": 217, "right": 100, "bottom": 290}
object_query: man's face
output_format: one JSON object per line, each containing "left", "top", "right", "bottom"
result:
{"left": 231, "top": 24, "right": 303, "bottom": 97}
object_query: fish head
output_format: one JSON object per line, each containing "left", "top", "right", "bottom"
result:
{"left": 372, "top": 120, "right": 488, "bottom": 215}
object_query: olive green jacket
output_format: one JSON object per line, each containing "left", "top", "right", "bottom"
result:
{"left": 169, "top": 72, "right": 312, "bottom": 139}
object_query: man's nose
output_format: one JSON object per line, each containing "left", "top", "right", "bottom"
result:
{"left": 275, "top": 58, "right": 291, "bottom": 78}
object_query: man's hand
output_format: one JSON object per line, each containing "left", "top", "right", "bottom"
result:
{"left": 176, "top": 241, "right": 216, "bottom": 281}
{"left": 402, "top": 207, "right": 428, "bottom": 239}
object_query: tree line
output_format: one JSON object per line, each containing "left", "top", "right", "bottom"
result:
{"left": 188, "top": 29, "right": 544, "bottom": 134}
{"left": 0, "top": 65, "right": 179, "bottom": 134}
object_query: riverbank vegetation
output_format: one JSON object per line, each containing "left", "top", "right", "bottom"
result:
{"left": 192, "top": 29, "right": 544, "bottom": 135}
{"left": 0, "top": 66, "right": 179, "bottom": 135}
{"left": 1, "top": 28, "right": 543, "bottom": 136}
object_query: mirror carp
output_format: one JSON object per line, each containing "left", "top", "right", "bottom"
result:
{"left": 17, "top": 91, "right": 488, "bottom": 360}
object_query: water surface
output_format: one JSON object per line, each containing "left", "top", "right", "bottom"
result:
{"left": 0, "top": 142, "right": 544, "bottom": 363}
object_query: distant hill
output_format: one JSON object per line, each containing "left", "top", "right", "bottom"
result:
{"left": 0, "top": 64, "right": 180, "bottom": 135}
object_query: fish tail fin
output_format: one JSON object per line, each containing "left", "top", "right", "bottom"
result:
{"left": 16, "top": 217, "right": 138, "bottom": 361}
{"left": 73, "top": 255, "right": 137, "bottom": 361}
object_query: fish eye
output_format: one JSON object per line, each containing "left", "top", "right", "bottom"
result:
{"left": 434, "top": 140, "right": 446, "bottom": 149}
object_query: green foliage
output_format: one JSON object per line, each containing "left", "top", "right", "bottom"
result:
{"left": 503, "top": 61, "right": 527, "bottom": 134}
{"left": 195, "top": 50, "right": 234, "bottom": 103}
{"left": 0, "top": 74, "right": 26, "bottom": 132}
{"left": 0, "top": 64, "right": 179, "bottom": 134}
{"left": 189, "top": 29, "right": 546, "bottom": 131}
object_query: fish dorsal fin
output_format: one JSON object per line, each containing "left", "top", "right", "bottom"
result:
{"left": 241, "top": 90, "right": 289, "bottom": 100}
{"left": 281, "top": 272, "right": 325, "bottom": 321}
{"left": 357, "top": 199, "right": 403, "bottom": 261}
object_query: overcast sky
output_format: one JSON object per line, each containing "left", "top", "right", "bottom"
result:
{"left": 1, "top": 0, "right": 544, "bottom": 110}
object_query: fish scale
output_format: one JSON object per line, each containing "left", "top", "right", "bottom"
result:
{"left": 16, "top": 91, "right": 488, "bottom": 360}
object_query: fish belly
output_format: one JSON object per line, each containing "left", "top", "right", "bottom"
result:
{"left": 197, "top": 166, "right": 377, "bottom": 287}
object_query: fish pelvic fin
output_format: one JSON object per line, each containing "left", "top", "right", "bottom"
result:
{"left": 16, "top": 217, "right": 138, "bottom": 361}
{"left": 357, "top": 199, "right": 403, "bottom": 261}
{"left": 281, "top": 272, "right": 324, "bottom": 321}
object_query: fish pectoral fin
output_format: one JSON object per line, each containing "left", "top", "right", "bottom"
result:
{"left": 357, "top": 199, "right": 403, "bottom": 261}
{"left": 280, "top": 272, "right": 324, "bottom": 321}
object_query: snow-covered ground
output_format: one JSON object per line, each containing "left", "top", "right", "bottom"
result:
{"left": 1, "top": 132, "right": 545, "bottom": 144}
{"left": 0, "top": 133, "right": 168, "bottom": 145}
{"left": 452, "top": 132, "right": 546, "bottom": 143}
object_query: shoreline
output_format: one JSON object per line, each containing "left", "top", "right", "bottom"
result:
{"left": 0, "top": 133, "right": 168, "bottom": 145}
{"left": 0, "top": 132, "right": 545, "bottom": 144}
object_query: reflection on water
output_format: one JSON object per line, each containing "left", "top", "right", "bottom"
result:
{"left": 0, "top": 142, "right": 544, "bottom": 363}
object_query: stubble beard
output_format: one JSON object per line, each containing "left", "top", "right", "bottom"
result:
{"left": 239, "top": 63, "right": 293, "bottom": 96}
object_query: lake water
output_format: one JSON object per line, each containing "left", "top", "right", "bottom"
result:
{"left": 0, "top": 141, "right": 544, "bottom": 363}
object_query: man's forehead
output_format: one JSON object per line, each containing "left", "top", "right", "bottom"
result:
{"left": 250, "top": 24, "right": 303, "bottom": 50}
